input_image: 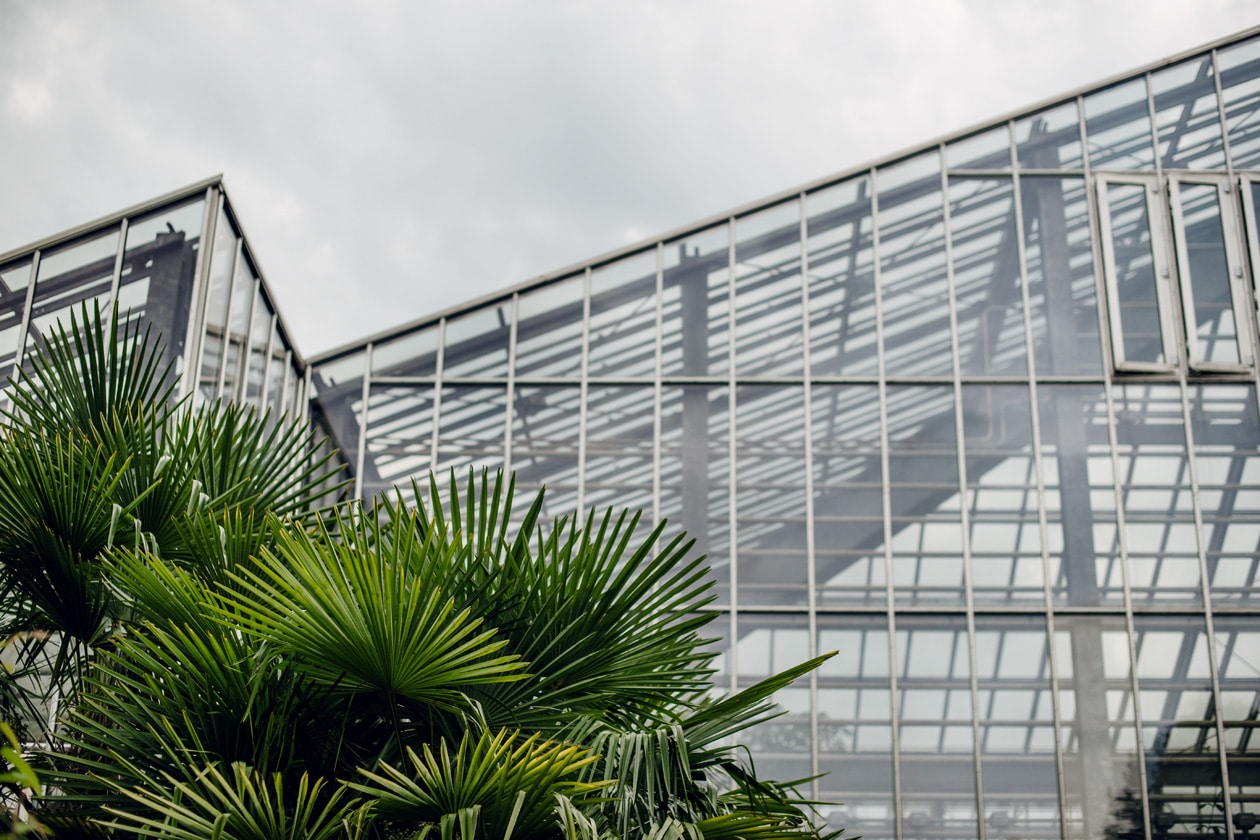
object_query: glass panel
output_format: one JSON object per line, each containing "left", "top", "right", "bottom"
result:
{"left": 1115, "top": 384, "right": 1201, "bottom": 604}
{"left": 24, "top": 228, "right": 119, "bottom": 364}
{"left": 877, "top": 152, "right": 953, "bottom": 376}
{"left": 962, "top": 385, "right": 1042, "bottom": 604}
{"left": 1054, "top": 615, "right": 1142, "bottom": 840}
{"left": 1016, "top": 101, "right": 1083, "bottom": 169}
{"left": 886, "top": 385, "right": 964, "bottom": 606}
{"left": 1152, "top": 57, "right": 1227, "bottom": 170}
{"left": 433, "top": 385, "right": 506, "bottom": 483}
{"left": 1038, "top": 384, "right": 1123, "bottom": 608}
{"left": 1085, "top": 78, "right": 1156, "bottom": 170}
{"left": 309, "top": 350, "right": 366, "bottom": 492}
{"left": 662, "top": 224, "right": 728, "bottom": 378}
{"left": 1103, "top": 181, "right": 1168, "bottom": 366}
{"left": 263, "top": 325, "right": 287, "bottom": 417}
{"left": 515, "top": 275, "right": 583, "bottom": 379}
{"left": 243, "top": 290, "right": 272, "bottom": 410}
{"left": 1021, "top": 177, "right": 1103, "bottom": 375}
{"left": 0, "top": 261, "right": 31, "bottom": 388}
{"left": 737, "top": 614, "right": 812, "bottom": 782}
{"left": 442, "top": 304, "right": 510, "bottom": 379}
{"left": 510, "top": 385, "right": 581, "bottom": 522}
{"left": 660, "top": 384, "right": 729, "bottom": 603}
{"left": 198, "top": 206, "right": 237, "bottom": 400}
{"left": 973, "top": 616, "right": 1059, "bottom": 840}
{"left": 896, "top": 615, "right": 977, "bottom": 839}
{"left": 219, "top": 256, "right": 256, "bottom": 401}
{"left": 583, "top": 385, "right": 656, "bottom": 550}
{"left": 817, "top": 614, "right": 894, "bottom": 840}
{"left": 120, "top": 198, "right": 205, "bottom": 371}
{"left": 1212, "top": 617, "right": 1260, "bottom": 829}
{"left": 948, "top": 178, "right": 1028, "bottom": 376}
{"left": 1132, "top": 615, "right": 1223, "bottom": 835}
{"left": 806, "top": 178, "right": 878, "bottom": 377}
{"left": 812, "top": 385, "right": 886, "bottom": 607}
{"left": 362, "top": 384, "right": 436, "bottom": 504}
{"left": 735, "top": 385, "right": 807, "bottom": 607}
{"left": 946, "top": 124, "right": 1012, "bottom": 171}
{"left": 588, "top": 250, "right": 657, "bottom": 379}
{"left": 1188, "top": 384, "right": 1260, "bottom": 605}
{"left": 1218, "top": 36, "right": 1260, "bottom": 169}
{"left": 371, "top": 325, "right": 439, "bottom": 379}
{"left": 1174, "top": 181, "right": 1242, "bottom": 366}
{"left": 734, "top": 199, "right": 803, "bottom": 376}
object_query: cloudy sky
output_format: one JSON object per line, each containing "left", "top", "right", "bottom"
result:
{"left": 1, "top": 1, "right": 1257, "bottom": 357}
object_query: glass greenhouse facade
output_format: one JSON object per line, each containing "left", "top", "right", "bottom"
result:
{"left": 5, "top": 24, "right": 1260, "bottom": 840}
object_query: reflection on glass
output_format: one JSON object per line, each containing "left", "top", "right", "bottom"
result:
{"left": 25, "top": 228, "right": 120, "bottom": 366}
{"left": 962, "top": 385, "right": 1042, "bottom": 604}
{"left": 1103, "top": 182, "right": 1167, "bottom": 366}
{"left": 371, "top": 325, "right": 439, "bottom": 379}
{"left": 220, "top": 256, "right": 256, "bottom": 401}
{"left": 362, "top": 385, "right": 436, "bottom": 504}
{"left": 886, "top": 385, "right": 964, "bottom": 606}
{"left": 812, "top": 385, "right": 886, "bottom": 607}
{"left": 897, "top": 616, "right": 977, "bottom": 839}
{"left": 948, "top": 178, "right": 1028, "bottom": 376}
{"left": 662, "top": 225, "right": 728, "bottom": 378}
{"left": 1021, "top": 177, "right": 1102, "bottom": 375}
{"left": 1016, "top": 101, "right": 1083, "bottom": 169}
{"left": 735, "top": 385, "right": 807, "bottom": 607}
{"left": 434, "top": 385, "right": 506, "bottom": 482}
{"left": 1132, "top": 615, "right": 1223, "bottom": 835}
{"left": 1173, "top": 181, "right": 1242, "bottom": 365}
{"left": 515, "top": 275, "right": 583, "bottom": 379}
{"left": 243, "top": 290, "right": 272, "bottom": 409}
{"left": 817, "top": 615, "right": 894, "bottom": 840}
{"left": 1055, "top": 615, "right": 1142, "bottom": 840}
{"left": 1152, "top": 58, "right": 1227, "bottom": 170}
{"left": 1085, "top": 79, "right": 1156, "bottom": 170}
{"left": 1115, "top": 385, "right": 1202, "bottom": 604}
{"left": 807, "top": 178, "right": 877, "bottom": 377}
{"left": 877, "top": 153, "right": 953, "bottom": 376}
{"left": 1218, "top": 36, "right": 1260, "bottom": 169}
{"left": 442, "top": 305, "right": 510, "bottom": 379}
{"left": 734, "top": 200, "right": 803, "bottom": 376}
{"left": 1212, "top": 617, "right": 1260, "bottom": 827}
{"left": 589, "top": 251, "right": 657, "bottom": 379}
{"left": 198, "top": 206, "right": 237, "bottom": 400}
{"left": 1188, "top": 384, "right": 1260, "bottom": 605}
{"left": 737, "top": 614, "right": 813, "bottom": 783}
{"left": 974, "top": 616, "right": 1058, "bottom": 840}
{"left": 946, "top": 124, "right": 1012, "bottom": 171}
{"left": 510, "top": 385, "right": 582, "bottom": 521}
{"left": 1038, "top": 385, "right": 1122, "bottom": 607}
{"left": 583, "top": 385, "right": 655, "bottom": 549}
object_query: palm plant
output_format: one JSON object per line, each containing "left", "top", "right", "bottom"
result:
{"left": 0, "top": 305, "right": 839, "bottom": 839}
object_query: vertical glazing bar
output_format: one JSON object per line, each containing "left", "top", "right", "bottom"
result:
{"left": 652, "top": 246, "right": 663, "bottom": 526}
{"left": 107, "top": 218, "right": 129, "bottom": 307}
{"left": 503, "top": 295, "right": 520, "bottom": 479}
{"left": 577, "top": 269, "right": 592, "bottom": 516}
{"left": 429, "top": 319, "right": 447, "bottom": 469}
{"left": 179, "top": 186, "right": 219, "bottom": 400}
{"left": 258, "top": 313, "right": 279, "bottom": 411}
{"left": 235, "top": 279, "right": 262, "bottom": 404}
{"left": 354, "top": 344, "right": 372, "bottom": 501}
{"left": 12, "top": 252, "right": 39, "bottom": 377}
{"left": 797, "top": 191, "right": 821, "bottom": 796}
{"left": 726, "top": 216, "right": 739, "bottom": 695}
{"left": 278, "top": 350, "right": 292, "bottom": 416}
{"left": 214, "top": 240, "right": 244, "bottom": 400}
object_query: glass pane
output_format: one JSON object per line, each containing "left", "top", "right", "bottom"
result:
{"left": 362, "top": 384, "right": 436, "bottom": 504}
{"left": 812, "top": 385, "right": 886, "bottom": 607}
{"left": 1016, "top": 101, "right": 1083, "bottom": 169}
{"left": 198, "top": 206, "right": 237, "bottom": 400}
{"left": 1218, "top": 36, "right": 1260, "bottom": 169}
{"left": 510, "top": 385, "right": 581, "bottom": 522}
{"left": 817, "top": 614, "right": 894, "bottom": 840}
{"left": 1054, "top": 615, "right": 1142, "bottom": 840}
{"left": 1152, "top": 57, "right": 1227, "bottom": 170}
{"left": 263, "top": 325, "right": 286, "bottom": 417}
{"left": 583, "top": 384, "right": 656, "bottom": 550}
{"left": 737, "top": 614, "right": 813, "bottom": 782}
{"left": 896, "top": 616, "right": 977, "bottom": 838}
{"left": 1175, "top": 182, "right": 1241, "bottom": 365}
{"left": 243, "top": 290, "right": 272, "bottom": 410}
{"left": 1188, "top": 384, "right": 1260, "bottom": 605}
{"left": 946, "top": 124, "right": 1011, "bottom": 171}
{"left": 442, "top": 304, "right": 510, "bottom": 379}
{"left": 24, "top": 228, "right": 120, "bottom": 364}
{"left": 807, "top": 178, "right": 877, "bottom": 377}
{"left": 660, "top": 384, "right": 729, "bottom": 603}
{"left": 1104, "top": 181, "right": 1167, "bottom": 366}
{"left": 0, "top": 261, "right": 31, "bottom": 387}
{"left": 433, "top": 385, "right": 506, "bottom": 483}
{"left": 734, "top": 200, "right": 803, "bottom": 376}
{"left": 1085, "top": 78, "right": 1156, "bottom": 170}
{"left": 1115, "top": 384, "right": 1201, "bottom": 604}
{"left": 973, "top": 616, "right": 1059, "bottom": 840}
{"left": 588, "top": 250, "right": 657, "bottom": 379}
{"left": 120, "top": 198, "right": 205, "bottom": 371}
{"left": 662, "top": 224, "right": 729, "bottom": 377}
{"left": 878, "top": 152, "right": 953, "bottom": 376}
{"left": 948, "top": 178, "right": 1028, "bottom": 376}
{"left": 1021, "top": 177, "right": 1103, "bottom": 375}
{"left": 515, "top": 275, "right": 583, "bottom": 379}
{"left": 962, "top": 385, "right": 1042, "bottom": 604}
{"left": 1038, "top": 384, "right": 1123, "bottom": 608}
{"left": 1132, "top": 615, "right": 1223, "bottom": 835}
{"left": 886, "top": 385, "right": 964, "bottom": 606}
{"left": 371, "top": 325, "right": 439, "bottom": 379}
{"left": 735, "top": 385, "right": 807, "bottom": 607}
{"left": 1212, "top": 617, "right": 1260, "bottom": 829}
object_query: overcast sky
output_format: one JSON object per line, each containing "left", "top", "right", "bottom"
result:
{"left": 1, "top": 1, "right": 1257, "bottom": 357}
